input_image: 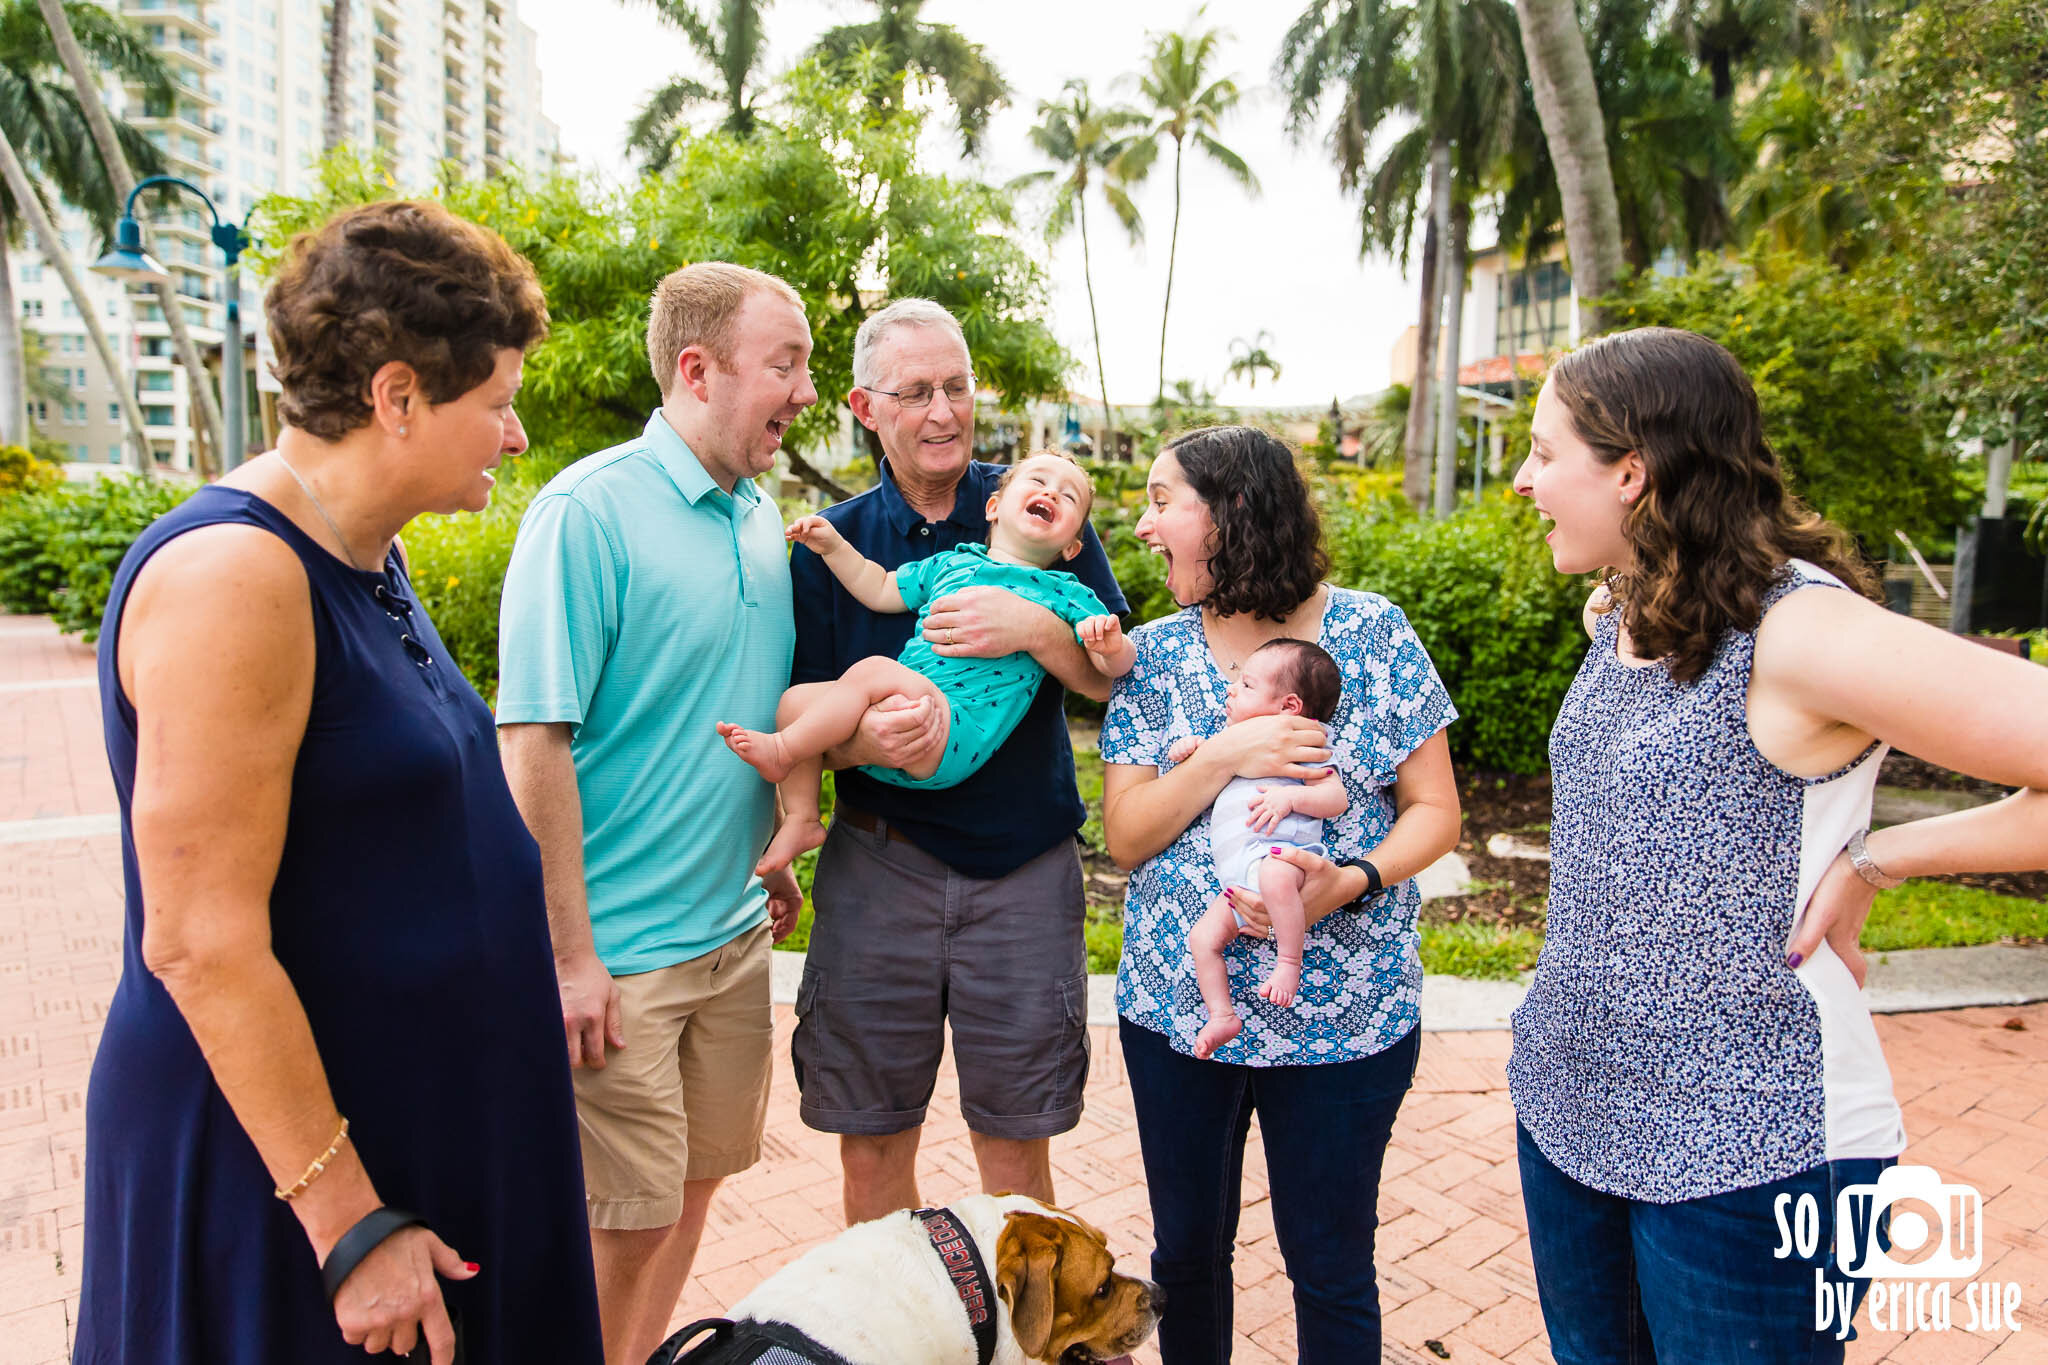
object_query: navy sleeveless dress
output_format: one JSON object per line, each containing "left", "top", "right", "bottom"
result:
{"left": 76, "top": 486, "right": 602, "bottom": 1364}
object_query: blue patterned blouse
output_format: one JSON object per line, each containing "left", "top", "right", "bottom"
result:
{"left": 1099, "top": 588, "right": 1457, "bottom": 1065}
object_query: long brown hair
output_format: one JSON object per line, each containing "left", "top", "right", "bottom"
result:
{"left": 1549, "top": 327, "right": 1875, "bottom": 683}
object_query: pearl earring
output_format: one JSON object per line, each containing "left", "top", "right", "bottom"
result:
{"left": 398, "top": 425, "right": 408, "bottom": 436}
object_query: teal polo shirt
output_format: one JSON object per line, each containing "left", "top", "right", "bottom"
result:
{"left": 496, "top": 411, "right": 794, "bottom": 975}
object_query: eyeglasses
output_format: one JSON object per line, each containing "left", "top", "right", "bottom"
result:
{"left": 862, "top": 375, "right": 975, "bottom": 410}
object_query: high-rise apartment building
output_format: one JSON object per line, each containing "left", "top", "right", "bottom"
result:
{"left": 15, "top": 0, "right": 559, "bottom": 473}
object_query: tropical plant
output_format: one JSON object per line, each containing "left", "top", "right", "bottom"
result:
{"left": 1224, "top": 331, "right": 1280, "bottom": 391}
{"left": 0, "top": 0, "right": 168, "bottom": 448}
{"left": 1276, "top": 0, "right": 1522, "bottom": 510}
{"left": 1012, "top": 79, "right": 1149, "bottom": 459}
{"left": 324, "top": 0, "right": 348, "bottom": 151}
{"left": 1130, "top": 12, "right": 1256, "bottom": 406}
{"left": 809, "top": 0, "right": 1008, "bottom": 157}
{"left": 623, "top": 0, "right": 773, "bottom": 172}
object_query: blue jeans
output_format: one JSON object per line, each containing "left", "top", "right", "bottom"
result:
{"left": 1120, "top": 1018, "right": 1419, "bottom": 1364}
{"left": 1518, "top": 1123, "right": 1894, "bottom": 1364}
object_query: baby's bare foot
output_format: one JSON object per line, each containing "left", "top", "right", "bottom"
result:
{"left": 756, "top": 818, "right": 827, "bottom": 877}
{"left": 717, "top": 722, "right": 797, "bottom": 783}
{"left": 1258, "top": 960, "right": 1301, "bottom": 1008}
{"left": 1193, "top": 1010, "right": 1241, "bottom": 1059}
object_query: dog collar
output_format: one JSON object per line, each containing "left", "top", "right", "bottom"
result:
{"left": 914, "top": 1206, "right": 998, "bottom": 1365}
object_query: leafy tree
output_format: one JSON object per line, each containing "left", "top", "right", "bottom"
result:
{"left": 1605, "top": 250, "right": 1964, "bottom": 548}
{"left": 0, "top": 0, "right": 167, "bottom": 447}
{"left": 623, "top": 0, "right": 773, "bottom": 172}
{"left": 1787, "top": 0, "right": 2045, "bottom": 491}
{"left": 1130, "top": 13, "right": 1256, "bottom": 406}
{"left": 1277, "top": 0, "right": 1521, "bottom": 509}
{"left": 809, "top": 0, "right": 1008, "bottom": 157}
{"left": 254, "top": 64, "right": 1072, "bottom": 491}
{"left": 1012, "top": 79, "right": 1149, "bottom": 458}
{"left": 1224, "top": 331, "right": 1280, "bottom": 391}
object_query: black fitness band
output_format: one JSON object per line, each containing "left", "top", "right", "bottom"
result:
{"left": 1336, "top": 857, "right": 1383, "bottom": 911}
{"left": 321, "top": 1206, "right": 426, "bottom": 1302}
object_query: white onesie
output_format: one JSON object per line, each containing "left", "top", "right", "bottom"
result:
{"left": 1208, "top": 774, "right": 1329, "bottom": 894}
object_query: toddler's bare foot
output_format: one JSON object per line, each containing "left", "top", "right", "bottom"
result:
{"left": 1194, "top": 1010, "right": 1241, "bottom": 1059}
{"left": 717, "top": 722, "right": 797, "bottom": 783}
{"left": 1259, "top": 960, "right": 1301, "bottom": 1007}
{"left": 756, "top": 818, "right": 827, "bottom": 877}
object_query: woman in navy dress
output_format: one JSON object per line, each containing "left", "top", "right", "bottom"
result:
{"left": 76, "top": 201, "right": 602, "bottom": 1364}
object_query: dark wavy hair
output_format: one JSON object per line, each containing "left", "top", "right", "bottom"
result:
{"left": 1165, "top": 425, "right": 1327, "bottom": 621}
{"left": 1549, "top": 327, "right": 1875, "bottom": 684}
{"left": 1252, "top": 638, "right": 1342, "bottom": 723}
{"left": 265, "top": 200, "right": 549, "bottom": 440}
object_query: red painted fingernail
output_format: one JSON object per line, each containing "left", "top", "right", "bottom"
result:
{"left": 1785, "top": 953, "right": 1803, "bottom": 969}
{"left": 464, "top": 1261, "right": 480, "bottom": 1273}
{"left": 1224, "top": 889, "right": 1235, "bottom": 900}
{"left": 1270, "top": 846, "right": 1283, "bottom": 855}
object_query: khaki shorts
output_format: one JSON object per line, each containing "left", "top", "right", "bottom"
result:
{"left": 574, "top": 922, "right": 772, "bottom": 1230}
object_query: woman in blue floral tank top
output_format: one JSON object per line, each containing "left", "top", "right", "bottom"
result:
{"left": 1099, "top": 425, "right": 1463, "bottom": 1363}
{"left": 1509, "top": 327, "right": 2048, "bottom": 1363}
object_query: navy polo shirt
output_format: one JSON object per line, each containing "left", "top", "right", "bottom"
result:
{"left": 790, "top": 458, "right": 1127, "bottom": 879}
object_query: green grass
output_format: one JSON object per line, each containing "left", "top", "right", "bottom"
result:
{"left": 1863, "top": 880, "right": 2048, "bottom": 951}
{"left": 1417, "top": 919, "right": 1546, "bottom": 981}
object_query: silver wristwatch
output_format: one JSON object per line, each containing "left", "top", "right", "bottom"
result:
{"left": 1846, "top": 828, "right": 1905, "bottom": 889}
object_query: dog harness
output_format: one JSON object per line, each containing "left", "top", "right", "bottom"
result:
{"left": 646, "top": 1206, "right": 998, "bottom": 1365}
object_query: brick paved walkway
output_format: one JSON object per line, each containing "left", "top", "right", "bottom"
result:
{"left": 1, "top": 614, "right": 2043, "bottom": 1364}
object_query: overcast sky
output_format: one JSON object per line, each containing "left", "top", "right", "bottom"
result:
{"left": 517, "top": 0, "right": 1422, "bottom": 408}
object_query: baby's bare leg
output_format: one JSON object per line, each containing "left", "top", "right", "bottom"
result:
{"left": 720, "top": 658, "right": 946, "bottom": 783}
{"left": 1255, "top": 859, "right": 1309, "bottom": 1007}
{"left": 750, "top": 684, "right": 832, "bottom": 877}
{"left": 1189, "top": 893, "right": 1245, "bottom": 1059}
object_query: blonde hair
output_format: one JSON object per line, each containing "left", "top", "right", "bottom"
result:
{"left": 647, "top": 262, "right": 803, "bottom": 397}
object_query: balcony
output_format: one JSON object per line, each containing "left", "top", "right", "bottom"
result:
{"left": 155, "top": 33, "right": 219, "bottom": 72}
{"left": 124, "top": 0, "right": 216, "bottom": 39}
{"left": 132, "top": 104, "right": 214, "bottom": 143}
{"left": 443, "top": 65, "right": 469, "bottom": 94}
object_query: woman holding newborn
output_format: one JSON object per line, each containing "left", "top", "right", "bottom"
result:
{"left": 1098, "top": 424, "right": 1462, "bottom": 1363}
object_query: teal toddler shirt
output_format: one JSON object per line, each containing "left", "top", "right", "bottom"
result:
{"left": 860, "top": 543, "right": 1108, "bottom": 791}
{"left": 496, "top": 412, "right": 794, "bottom": 974}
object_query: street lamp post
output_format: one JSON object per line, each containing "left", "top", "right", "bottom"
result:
{"left": 90, "top": 177, "right": 251, "bottom": 472}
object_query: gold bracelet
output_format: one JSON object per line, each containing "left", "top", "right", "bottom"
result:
{"left": 274, "top": 1117, "right": 350, "bottom": 1202}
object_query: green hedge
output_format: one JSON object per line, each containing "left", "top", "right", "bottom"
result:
{"left": 0, "top": 477, "right": 197, "bottom": 642}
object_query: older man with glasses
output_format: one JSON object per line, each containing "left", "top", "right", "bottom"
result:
{"left": 782, "top": 298, "right": 1127, "bottom": 1227}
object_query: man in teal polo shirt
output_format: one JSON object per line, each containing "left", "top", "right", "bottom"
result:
{"left": 497, "top": 262, "right": 815, "bottom": 1365}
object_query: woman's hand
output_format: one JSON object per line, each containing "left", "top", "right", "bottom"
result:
{"left": 330, "top": 1225, "right": 477, "bottom": 1363}
{"left": 1784, "top": 851, "right": 1880, "bottom": 987}
{"left": 1200, "top": 714, "right": 1332, "bottom": 783}
{"left": 1226, "top": 847, "right": 1364, "bottom": 937}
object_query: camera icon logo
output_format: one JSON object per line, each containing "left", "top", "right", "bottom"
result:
{"left": 1837, "top": 1165, "right": 1982, "bottom": 1279}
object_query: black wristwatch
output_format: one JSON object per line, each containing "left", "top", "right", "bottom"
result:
{"left": 1335, "top": 857, "right": 1383, "bottom": 912}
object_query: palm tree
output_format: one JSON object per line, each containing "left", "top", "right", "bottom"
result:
{"left": 39, "top": 0, "right": 218, "bottom": 470}
{"left": 0, "top": 0, "right": 166, "bottom": 452}
{"left": 1132, "top": 13, "right": 1257, "bottom": 406}
{"left": 1513, "top": 0, "right": 1628, "bottom": 336}
{"left": 324, "top": 0, "right": 348, "bottom": 151}
{"left": 810, "top": 0, "right": 1008, "bottom": 157}
{"left": 1277, "top": 0, "right": 1520, "bottom": 513}
{"left": 1011, "top": 80, "right": 1147, "bottom": 458}
{"left": 623, "top": 0, "right": 773, "bottom": 172}
{"left": 1225, "top": 331, "right": 1281, "bottom": 391}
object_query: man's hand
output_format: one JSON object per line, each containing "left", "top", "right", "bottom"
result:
{"left": 556, "top": 948, "right": 623, "bottom": 1069}
{"left": 764, "top": 867, "right": 804, "bottom": 943}
{"left": 920, "top": 585, "right": 1040, "bottom": 658}
{"left": 786, "top": 515, "right": 846, "bottom": 556}
{"left": 825, "top": 691, "right": 947, "bottom": 773}
{"left": 1244, "top": 785, "right": 1298, "bottom": 833}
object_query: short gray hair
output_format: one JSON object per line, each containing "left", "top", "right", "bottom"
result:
{"left": 852, "top": 298, "right": 968, "bottom": 389}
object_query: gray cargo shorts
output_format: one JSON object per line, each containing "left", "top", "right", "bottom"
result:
{"left": 791, "top": 812, "right": 1090, "bottom": 1140}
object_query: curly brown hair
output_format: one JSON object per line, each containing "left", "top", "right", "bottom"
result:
{"left": 265, "top": 200, "right": 549, "bottom": 440}
{"left": 1165, "top": 425, "right": 1328, "bottom": 622}
{"left": 1549, "top": 327, "right": 1875, "bottom": 684}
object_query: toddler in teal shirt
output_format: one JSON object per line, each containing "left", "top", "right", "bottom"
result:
{"left": 720, "top": 452, "right": 1135, "bottom": 872}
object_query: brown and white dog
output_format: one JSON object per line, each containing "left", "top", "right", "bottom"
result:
{"left": 709, "top": 1193, "right": 1160, "bottom": 1365}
